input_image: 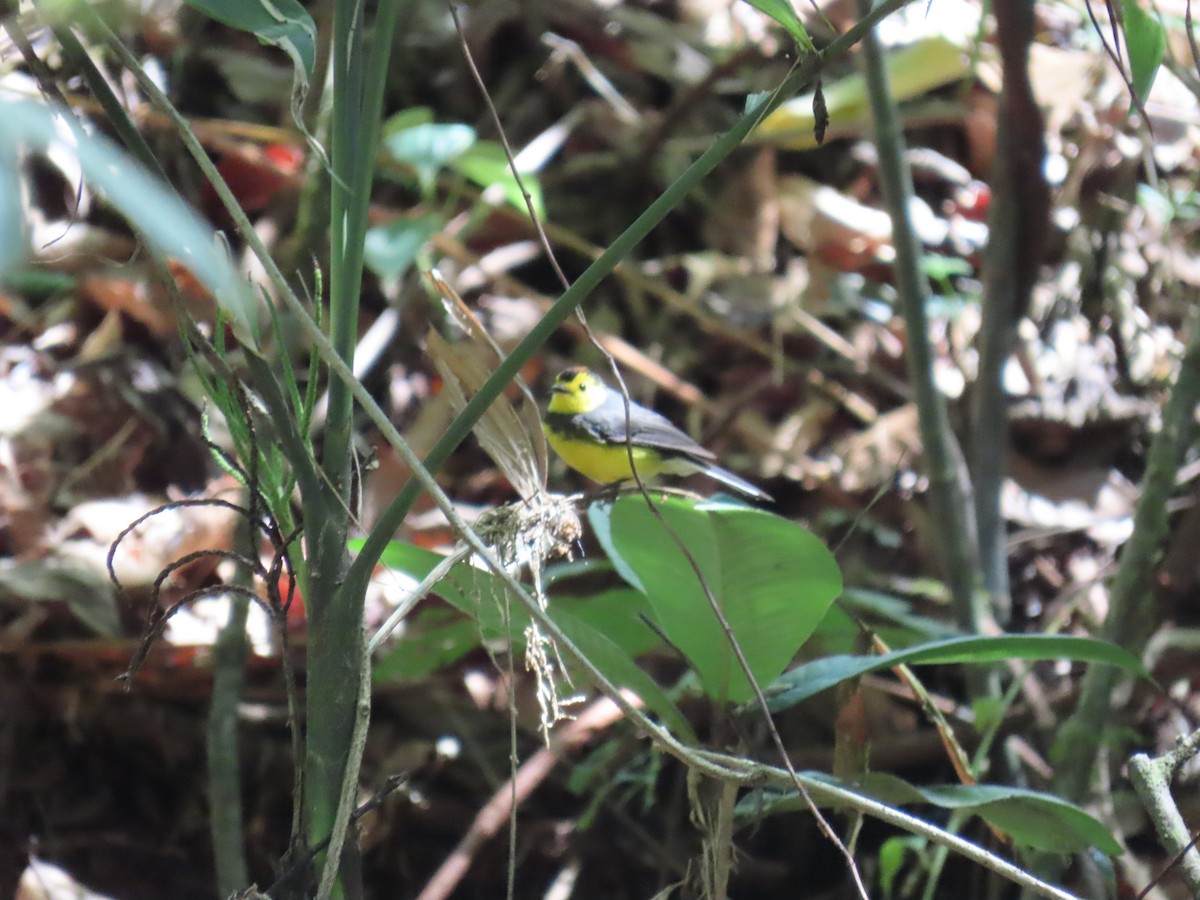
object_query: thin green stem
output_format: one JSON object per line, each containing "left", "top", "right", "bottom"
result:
{"left": 1054, "top": 314, "right": 1200, "bottom": 802}
{"left": 207, "top": 556, "right": 251, "bottom": 894}
{"left": 306, "top": 2, "right": 402, "bottom": 893}
{"left": 857, "top": 0, "right": 986, "bottom": 636}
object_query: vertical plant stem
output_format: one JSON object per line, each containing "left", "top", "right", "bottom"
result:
{"left": 972, "top": 0, "right": 1050, "bottom": 625}
{"left": 207, "top": 523, "right": 253, "bottom": 895}
{"left": 1053, "top": 317, "right": 1200, "bottom": 802}
{"left": 315, "top": 626, "right": 373, "bottom": 900}
{"left": 857, "top": 0, "right": 985, "bottom": 633}
{"left": 302, "top": 0, "right": 361, "bottom": 864}
{"left": 305, "top": 1, "right": 401, "bottom": 892}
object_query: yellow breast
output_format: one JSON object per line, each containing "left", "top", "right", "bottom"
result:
{"left": 544, "top": 429, "right": 673, "bottom": 484}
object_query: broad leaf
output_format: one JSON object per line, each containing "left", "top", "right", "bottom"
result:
{"left": 591, "top": 497, "right": 841, "bottom": 703}
{"left": 363, "top": 214, "right": 441, "bottom": 279}
{"left": 382, "top": 121, "right": 476, "bottom": 194}
{"left": 451, "top": 142, "right": 545, "bottom": 217}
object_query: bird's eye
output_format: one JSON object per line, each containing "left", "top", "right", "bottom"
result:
{"left": 579, "top": 383, "right": 587, "bottom": 391}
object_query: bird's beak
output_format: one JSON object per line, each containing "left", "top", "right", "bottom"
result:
{"left": 551, "top": 383, "right": 568, "bottom": 394}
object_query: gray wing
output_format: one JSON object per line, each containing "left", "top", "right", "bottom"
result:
{"left": 592, "top": 392, "right": 717, "bottom": 461}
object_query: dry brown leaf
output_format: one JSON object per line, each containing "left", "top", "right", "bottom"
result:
{"left": 823, "top": 404, "right": 921, "bottom": 492}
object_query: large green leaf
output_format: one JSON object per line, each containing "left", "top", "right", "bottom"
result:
{"left": 591, "top": 497, "right": 841, "bottom": 703}
{"left": 0, "top": 100, "right": 254, "bottom": 341}
{"left": 553, "top": 607, "right": 695, "bottom": 740}
{"left": 738, "top": 772, "right": 1122, "bottom": 855}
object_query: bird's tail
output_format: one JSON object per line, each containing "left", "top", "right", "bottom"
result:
{"left": 698, "top": 462, "right": 773, "bottom": 503}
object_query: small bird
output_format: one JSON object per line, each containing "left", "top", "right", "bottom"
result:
{"left": 543, "top": 367, "right": 772, "bottom": 502}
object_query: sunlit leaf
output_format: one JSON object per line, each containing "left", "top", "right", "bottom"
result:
{"left": 591, "top": 496, "right": 841, "bottom": 703}
{"left": 383, "top": 122, "right": 476, "bottom": 194}
{"left": 756, "top": 37, "right": 969, "bottom": 149}
{"left": 451, "top": 141, "right": 545, "bottom": 218}
{"left": 363, "top": 215, "right": 441, "bottom": 280}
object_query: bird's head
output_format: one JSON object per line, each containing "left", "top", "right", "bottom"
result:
{"left": 548, "top": 367, "right": 608, "bottom": 414}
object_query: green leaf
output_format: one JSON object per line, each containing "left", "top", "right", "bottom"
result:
{"left": 363, "top": 214, "right": 442, "bottom": 279}
{"left": 1120, "top": 0, "right": 1165, "bottom": 102}
{"left": 369, "top": 541, "right": 691, "bottom": 738}
{"left": 383, "top": 108, "right": 435, "bottom": 136}
{"left": 741, "top": 0, "right": 815, "bottom": 54}
{"left": 815, "top": 588, "right": 958, "bottom": 655}
{"left": 451, "top": 141, "right": 545, "bottom": 218}
{"left": 877, "top": 836, "right": 925, "bottom": 898}
{"left": 373, "top": 609, "right": 481, "bottom": 681}
{"left": 560, "top": 587, "right": 662, "bottom": 659}
{"left": 553, "top": 607, "right": 695, "bottom": 741}
{"left": 809, "top": 773, "right": 1123, "bottom": 855}
{"left": 184, "top": 0, "right": 315, "bottom": 75}
{"left": 766, "top": 634, "right": 1150, "bottom": 711}
{"left": 382, "top": 121, "right": 476, "bottom": 194}
{"left": 739, "top": 772, "right": 1121, "bottom": 855}
{"left": 0, "top": 100, "right": 254, "bottom": 341}
{"left": 181, "top": 0, "right": 317, "bottom": 131}
{"left": 591, "top": 497, "right": 841, "bottom": 703}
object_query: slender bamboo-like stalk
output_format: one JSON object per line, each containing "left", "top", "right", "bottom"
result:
{"left": 207, "top": 573, "right": 252, "bottom": 894}
{"left": 856, "top": 0, "right": 985, "bottom": 634}
{"left": 304, "top": 3, "right": 402, "bottom": 895}
{"left": 1054, "top": 317, "right": 1200, "bottom": 802}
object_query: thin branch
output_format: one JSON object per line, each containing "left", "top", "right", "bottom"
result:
{"left": 1129, "top": 733, "right": 1200, "bottom": 896}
